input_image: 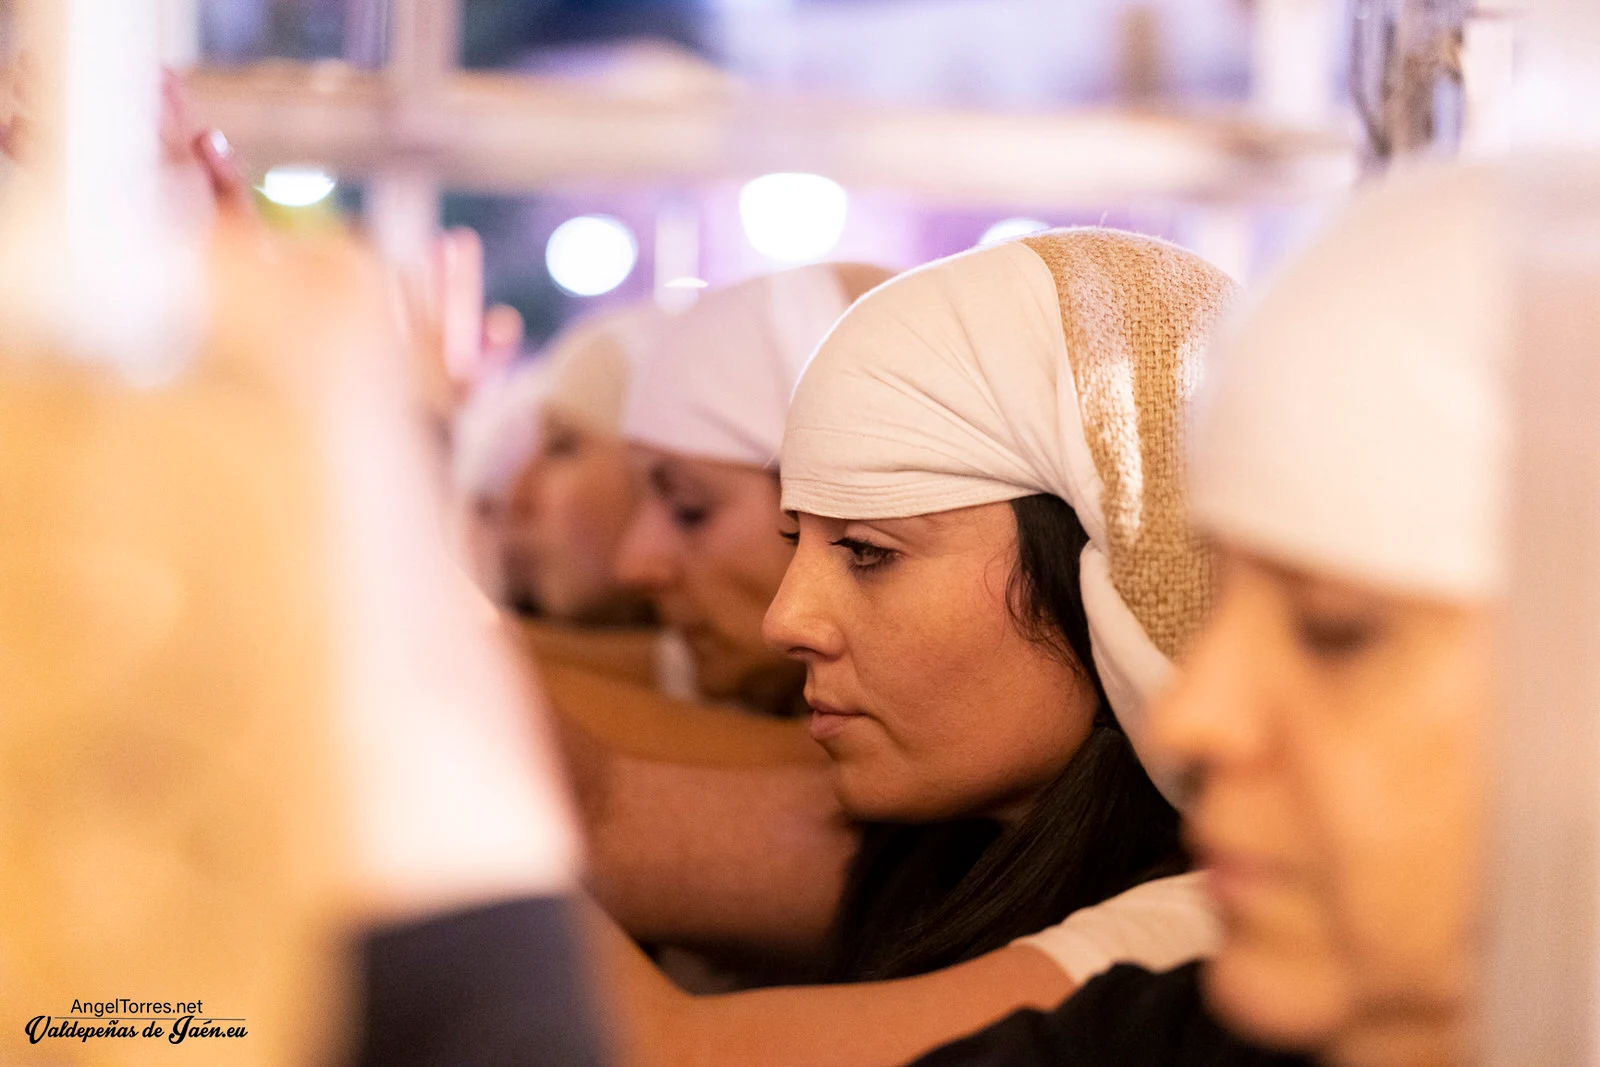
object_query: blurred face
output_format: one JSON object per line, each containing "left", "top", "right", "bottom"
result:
{"left": 763, "top": 503, "right": 1096, "bottom": 824}
{"left": 1151, "top": 548, "right": 1491, "bottom": 1067}
{"left": 614, "top": 447, "right": 801, "bottom": 706}
{"left": 502, "top": 407, "right": 639, "bottom": 620}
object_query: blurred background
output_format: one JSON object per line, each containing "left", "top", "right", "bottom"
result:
{"left": 46, "top": 0, "right": 1440, "bottom": 347}
{"left": 7, "top": 3, "right": 1590, "bottom": 1063}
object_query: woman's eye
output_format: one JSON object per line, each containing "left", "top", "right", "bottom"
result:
{"left": 830, "top": 536, "right": 895, "bottom": 573}
{"left": 778, "top": 529, "right": 800, "bottom": 545}
{"left": 1293, "top": 612, "right": 1383, "bottom": 661}
{"left": 542, "top": 431, "right": 580, "bottom": 459}
{"left": 671, "top": 505, "right": 710, "bottom": 531}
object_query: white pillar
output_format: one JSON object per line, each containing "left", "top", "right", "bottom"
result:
{"left": 654, "top": 198, "right": 702, "bottom": 313}
{"left": 1250, "top": 0, "right": 1337, "bottom": 128}
{"left": 0, "top": 0, "right": 199, "bottom": 381}
{"left": 367, "top": 167, "right": 441, "bottom": 273}
{"left": 1484, "top": 159, "right": 1600, "bottom": 1067}
{"left": 1459, "top": 10, "right": 1519, "bottom": 158}
{"left": 366, "top": 0, "right": 459, "bottom": 272}
{"left": 344, "top": 0, "right": 390, "bottom": 70}
{"left": 388, "top": 0, "right": 461, "bottom": 96}
{"left": 1507, "top": 0, "right": 1600, "bottom": 152}
{"left": 157, "top": 0, "right": 200, "bottom": 69}
{"left": 1481, "top": 6, "right": 1600, "bottom": 1065}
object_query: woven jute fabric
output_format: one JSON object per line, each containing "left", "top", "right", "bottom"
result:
{"left": 1023, "top": 231, "right": 1238, "bottom": 658}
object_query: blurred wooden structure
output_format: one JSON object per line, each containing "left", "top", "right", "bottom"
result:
{"left": 177, "top": 0, "right": 1359, "bottom": 272}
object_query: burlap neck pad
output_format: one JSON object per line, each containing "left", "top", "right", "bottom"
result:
{"left": 1022, "top": 231, "right": 1237, "bottom": 659}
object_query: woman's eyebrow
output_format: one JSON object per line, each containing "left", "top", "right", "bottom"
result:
{"left": 648, "top": 463, "right": 681, "bottom": 498}
{"left": 864, "top": 513, "right": 937, "bottom": 532}
{"left": 851, "top": 516, "right": 936, "bottom": 545}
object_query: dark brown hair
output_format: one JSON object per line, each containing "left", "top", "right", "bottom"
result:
{"left": 822, "top": 494, "right": 1185, "bottom": 982}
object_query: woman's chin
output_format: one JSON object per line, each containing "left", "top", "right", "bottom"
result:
{"left": 1202, "top": 941, "right": 1354, "bottom": 1054}
{"left": 825, "top": 760, "right": 895, "bottom": 821}
{"left": 827, "top": 760, "right": 970, "bottom": 824}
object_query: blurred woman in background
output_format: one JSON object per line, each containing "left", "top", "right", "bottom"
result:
{"left": 914, "top": 167, "right": 1506, "bottom": 1067}
{"left": 456, "top": 302, "right": 706, "bottom": 696}
{"left": 500, "top": 305, "right": 656, "bottom": 625}
{"left": 612, "top": 263, "right": 892, "bottom": 716}
{"left": 555, "top": 264, "right": 891, "bottom": 975}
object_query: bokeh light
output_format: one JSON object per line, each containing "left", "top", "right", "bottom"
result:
{"left": 257, "top": 165, "right": 338, "bottom": 208}
{"left": 978, "top": 217, "right": 1051, "bottom": 246}
{"left": 545, "top": 215, "right": 639, "bottom": 297}
{"left": 738, "top": 173, "right": 849, "bottom": 263}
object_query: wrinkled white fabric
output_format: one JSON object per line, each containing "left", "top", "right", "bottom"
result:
{"left": 452, "top": 358, "right": 551, "bottom": 500}
{"left": 623, "top": 265, "right": 851, "bottom": 467}
{"left": 452, "top": 302, "right": 655, "bottom": 501}
{"left": 1191, "top": 166, "right": 1511, "bottom": 599}
{"left": 543, "top": 301, "right": 660, "bottom": 435}
{"left": 1012, "top": 872, "right": 1220, "bottom": 984}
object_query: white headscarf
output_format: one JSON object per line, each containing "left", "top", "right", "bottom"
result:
{"left": 623, "top": 264, "right": 874, "bottom": 467}
{"left": 542, "top": 301, "right": 660, "bottom": 435}
{"left": 781, "top": 231, "right": 1238, "bottom": 803}
{"left": 452, "top": 301, "right": 655, "bottom": 500}
{"left": 1190, "top": 166, "right": 1511, "bottom": 600}
{"left": 451, "top": 358, "right": 551, "bottom": 500}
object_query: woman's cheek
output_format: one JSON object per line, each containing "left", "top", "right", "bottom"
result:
{"left": 829, "top": 730, "right": 973, "bottom": 822}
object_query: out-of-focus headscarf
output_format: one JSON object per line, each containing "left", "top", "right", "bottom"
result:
{"left": 453, "top": 301, "right": 662, "bottom": 502}
{"left": 1190, "top": 167, "right": 1510, "bottom": 600}
{"left": 541, "top": 301, "right": 661, "bottom": 436}
{"left": 451, "top": 357, "right": 550, "bottom": 502}
{"left": 781, "top": 231, "right": 1238, "bottom": 802}
{"left": 623, "top": 264, "right": 893, "bottom": 468}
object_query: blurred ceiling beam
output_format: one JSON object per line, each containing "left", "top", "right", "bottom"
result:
{"left": 186, "top": 64, "right": 1354, "bottom": 207}
{"left": 362, "top": 0, "right": 459, "bottom": 266}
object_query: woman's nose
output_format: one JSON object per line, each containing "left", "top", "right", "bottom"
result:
{"left": 613, "top": 503, "right": 678, "bottom": 592}
{"left": 504, "top": 463, "right": 541, "bottom": 524}
{"left": 1147, "top": 588, "right": 1269, "bottom": 776}
{"left": 763, "top": 545, "right": 844, "bottom": 662}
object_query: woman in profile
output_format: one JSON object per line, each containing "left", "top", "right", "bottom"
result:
{"left": 582, "top": 230, "right": 1239, "bottom": 1066}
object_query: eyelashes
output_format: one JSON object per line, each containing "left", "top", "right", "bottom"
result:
{"left": 671, "top": 506, "right": 710, "bottom": 531}
{"left": 776, "top": 529, "right": 897, "bottom": 574}
{"left": 542, "top": 431, "right": 580, "bottom": 458}
{"left": 830, "top": 536, "right": 896, "bottom": 573}
{"left": 1293, "top": 612, "right": 1384, "bottom": 660}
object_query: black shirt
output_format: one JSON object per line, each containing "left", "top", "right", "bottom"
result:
{"left": 350, "top": 896, "right": 608, "bottom": 1067}
{"left": 908, "top": 962, "right": 1315, "bottom": 1067}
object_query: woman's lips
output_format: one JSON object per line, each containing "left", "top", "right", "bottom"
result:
{"left": 806, "top": 699, "right": 865, "bottom": 741}
{"left": 1199, "top": 847, "right": 1297, "bottom": 908}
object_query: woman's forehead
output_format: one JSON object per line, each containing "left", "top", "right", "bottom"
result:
{"left": 541, "top": 402, "right": 610, "bottom": 439}
{"left": 795, "top": 504, "right": 1012, "bottom": 543}
{"left": 1217, "top": 543, "right": 1462, "bottom": 615}
{"left": 631, "top": 446, "right": 776, "bottom": 495}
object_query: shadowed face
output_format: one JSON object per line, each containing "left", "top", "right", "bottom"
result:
{"left": 1151, "top": 548, "right": 1490, "bottom": 1067}
{"left": 614, "top": 447, "right": 801, "bottom": 708}
{"left": 501, "top": 407, "right": 642, "bottom": 621}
